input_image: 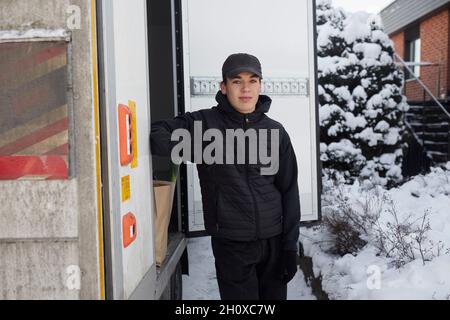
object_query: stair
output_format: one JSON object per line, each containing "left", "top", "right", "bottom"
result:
{"left": 405, "top": 103, "right": 450, "bottom": 165}
{"left": 394, "top": 53, "right": 450, "bottom": 168}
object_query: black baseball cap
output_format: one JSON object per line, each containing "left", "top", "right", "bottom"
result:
{"left": 222, "top": 53, "right": 263, "bottom": 80}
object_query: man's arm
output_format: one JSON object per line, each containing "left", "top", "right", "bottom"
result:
{"left": 150, "top": 112, "right": 199, "bottom": 158}
{"left": 274, "top": 128, "right": 301, "bottom": 252}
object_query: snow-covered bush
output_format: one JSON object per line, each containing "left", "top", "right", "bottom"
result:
{"left": 316, "top": 0, "right": 410, "bottom": 188}
{"left": 322, "top": 177, "right": 385, "bottom": 256}
{"left": 374, "top": 204, "right": 448, "bottom": 268}
{"left": 321, "top": 165, "right": 450, "bottom": 267}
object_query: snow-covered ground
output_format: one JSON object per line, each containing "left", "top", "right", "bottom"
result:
{"left": 182, "top": 164, "right": 450, "bottom": 300}
{"left": 302, "top": 163, "right": 450, "bottom": 300}
{"left": 182, "top": 237, "right": 316, "bottom": 300}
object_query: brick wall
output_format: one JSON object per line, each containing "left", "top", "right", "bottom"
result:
{"left": 389, "top": 7, "right": 450, "bottom": 103}
{"left": 391, "top": 32, "right": 404, "bottom": 59}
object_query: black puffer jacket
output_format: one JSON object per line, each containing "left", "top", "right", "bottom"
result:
{"left": 150, "top": 92, "right": 300, "bottom": 251}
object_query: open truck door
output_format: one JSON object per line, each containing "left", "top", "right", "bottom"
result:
{"left": 97, "top": 0, "right": 186, "bottom": 299}
{"left": 97, "top": 0, "right": 156, "bottom": 299}
{"left": 178, "top": 0, "right": 322, "bottom": 236}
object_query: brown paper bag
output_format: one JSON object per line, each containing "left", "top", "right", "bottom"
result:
{"left": 153, "top": 180, "right": 176, "bottom": 266}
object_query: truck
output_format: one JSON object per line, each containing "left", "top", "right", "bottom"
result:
{"left": 0, "top": 0, "right": 321, "bottom": 300}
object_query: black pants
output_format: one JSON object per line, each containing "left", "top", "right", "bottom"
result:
{"left": 211, "top": 234, "right": 287, "bottom": 300}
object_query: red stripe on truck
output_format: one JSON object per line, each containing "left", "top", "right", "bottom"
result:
{"left": 0, "top": 155, "right": 68, "bottom": 180}
{"left": 0, "top": 118, "right": 68, "bottom": 155}
{"left": 44, "top": 143, "right": 69, "bottom": 156}
{"left": 18, "top": 44, "right": 67, "bottom": 70}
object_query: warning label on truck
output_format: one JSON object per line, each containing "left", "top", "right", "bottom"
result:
{"left": 121, "top": 175, "right": 131, "bottom": 202}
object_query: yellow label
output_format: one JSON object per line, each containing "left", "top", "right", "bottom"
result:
{"left": 129, "top": 100, "right": 138, "bottom": 169}
{"left": 121, "top": 175, "right": 131, "bottom": 202}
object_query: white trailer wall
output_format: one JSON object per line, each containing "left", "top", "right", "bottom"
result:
{"left": 100, "top": 0, "right": 155, "bottom": 299}
{"left": 181, "top": 0, "right": 320, "bottom": 233}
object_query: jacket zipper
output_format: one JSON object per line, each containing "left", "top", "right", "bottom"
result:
{"left": 244, "top": 115, "right": 260, "bottom": 240}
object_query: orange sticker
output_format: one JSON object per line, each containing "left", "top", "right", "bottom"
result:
{"left": 118, "top": 104, "right": 134, "bottom": 166}
{"left": 122, "top": 212, "right": 137, "bottom": 248}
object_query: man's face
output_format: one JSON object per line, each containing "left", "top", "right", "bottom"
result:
{"left": 220, "top": 72, "right": 262, "bottom": 114}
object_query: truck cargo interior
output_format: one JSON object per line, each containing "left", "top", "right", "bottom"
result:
{"left": 147, "top": 0, "right": 187, "bottom": 299}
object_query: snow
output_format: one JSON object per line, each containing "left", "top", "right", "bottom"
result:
{"left": 318, "top": 56, "right": 352, "bottom": 76}
{"left": 374, "top": 120, "right": 390, "bottom": 133}
{"left": 371, "top": 30, "right": 393, "bottom": 47}
{"left": 332, "top": 0, "right": 394, "bottom": 15}
{"left": 327, "top": 139, "right": 363, "bottom": 158}
{"left": 386, "top": 165, "right": 402, "bottom": 179}
{"left": 344, "top": 112, "right": 367, "bottom": 130}
{"left": 352, "top": 85, "right": 367, "bottom": 100}
{"left": 319, "top": 104, "right": 344, "bottom": 125}
{"left": 302, "top": 165, "right": 450, "bottom": 300}
{"left": 379, "top": 153, "right": 396, "bottom": 165}
{"left": 342, "top": 12, "right": 371, "bottom": 44}
{"left": 354, "top": 43, "right": 382, "bottom": 60}
{"left": 0, "top": 29, "right": 69, "bottom": 41}
{"left": 384, "top": 128, "right": 401, "bottom": 145}
{"left": 380, "top": 52, "right": 393, "bottom": 65}
{"left": 182, "top": 237, "right": 316, "bottom": 300}
{"left": 318, "top": 85, "right": 326, "bottom": 96}
{"left": 333, "top": 86, "right": 352, "bottom": 102}
{"left": 361, "top": 78, "right": 371, "bottom": 88}
{"left": 317, "top": 23, "right": 342, "bottom": 48}
{"left": 367, "top": 94, "right": 383, "bottom": 108}
{"left": 380, "top": 86, "right": 396, "bottom": 99}
{"left": 328, "top": 124, "right": 343, "bottom": 137}
{"left": 356, "top": 128, "right": 383, "bottom": 146}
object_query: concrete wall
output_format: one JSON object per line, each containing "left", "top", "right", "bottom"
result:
{"left": 390, "top": 7, "right": 450, "bottom": 102}
{"left": 0, "top": 0, "right": 102, "bottom": 299}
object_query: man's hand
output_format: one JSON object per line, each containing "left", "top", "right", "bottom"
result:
{"left": 281, "top": 250, "right": 298, "bottom": 284}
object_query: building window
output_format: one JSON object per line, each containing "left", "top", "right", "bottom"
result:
{"left": 405, "top": 25, "right": 421, "bottom": 79}
{"left": 407, "top": 38, "right": 421, "bottom": 78}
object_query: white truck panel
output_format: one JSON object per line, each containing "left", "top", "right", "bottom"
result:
{"left": 182, "top": 0, "right": 320, "bottom": 230}
{"left": 111, "top": 0, "right": 154, "bottom": 299}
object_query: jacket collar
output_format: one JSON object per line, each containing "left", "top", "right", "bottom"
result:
{"left": 215, "top": 91, "right": 272, "bottom": 123}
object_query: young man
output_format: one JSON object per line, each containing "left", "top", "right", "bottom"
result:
{"left": 150, "top": 53, "right": 301, "bottom": 300}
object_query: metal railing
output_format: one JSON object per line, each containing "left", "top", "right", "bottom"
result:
{"left": 395, "top": 54, "right": 450, "bottom": 120}
{"left": 395, "top": 54, "right": 450, "bottom": 163}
